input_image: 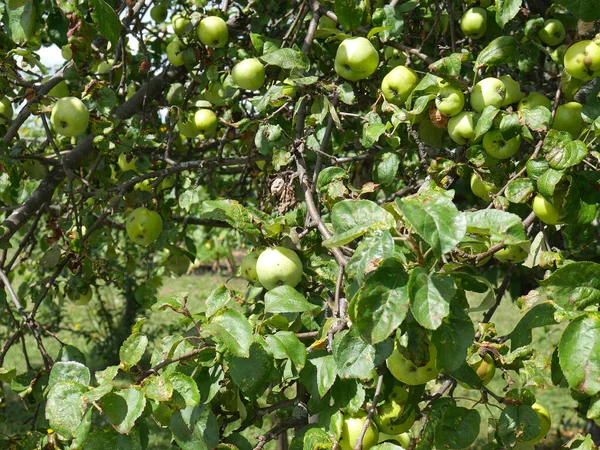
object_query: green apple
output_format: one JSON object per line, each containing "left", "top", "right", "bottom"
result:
{"left": 22, "top": 160, "right": 45, "bottom": 180}
{"left": 482, "top": 129, "right": 521, "bottom": 159}
{"left": 70, "top": 287, "right": 92, "bottom": 306}
{"left": 339, "top": 412, "right": 379, "bottom": 450}
{"left": 387, "top": 337, "right": 438, "bottom": 385}
{"left": 564, "top": 40, "right": 600, "bottom": 81}
{"left": 435, "top": 86, "right": 465, "bottom": 116}
{"left": 520, "top": 403, "right": 551, "bottom": 444}
{"left": 117, "top": 153, "right": 138, "bottom": 172}
{"left": 166, "top": 83, "right": 185, "bottom": 105}
{"left": 270, "top": 78, "right": 296, "bottom": 107}
{"left": 240, "top": 250, "right": 261, "bottom": 284}
{"left": 166, "top": 40, "right": 187, "bottom": 66}
{"left": 197, "top": 16, "right": 229, "bottom": 48}
{"left": 499, "top": 75, "right": 522, "bottom": 106}
{"left": 470, "top": 173, "right": 499, "bottom": 201}
{"left": 456, "top": 236, "right": 492, "bottom": 265}
{"left": 177, "top": 113, "right": 200, "bottom": 138}
{"left": 384, "top": 46, "right": 407, "bottom": 68}
{"left": 96, "top": 59, "right": 113, "bottom": 75}
{"left": 552, "top": 101, "right": 583, "bottom": 137}
{"left": 532, "top": 194, "right": 562, "bottom": 225}
{"left": 381, "top": 66, "right": 419, "bottom": 106}
{"left": 61, "top": 44, "right": 73, "bottom": 60}
{"left": 0, "top": 97, "right": 14, "bottom": 123}
{"left": 460, "top": 354, "right": 496, "bottom": 389}
{"left": 334, "top": 37, "right": 379, "bottom": 81}
{"left": 518, "top": 92, "right": 551, "bottom": 111}
{"left": 232, "top": 58, "right": 265, "bottom": 90}
{"left": 460, "top": 7, "right": 487, "bottom": 39}
{"left": 166, "top": 253, "right": 191, "bottom": 276}
{"left": 255, "top": 246, "right": 303, "bottom": 290}
{"left": 538, "top": 19, "right": 566, "bottom": 46}
{"left": 447, "top": 111, "right": 477, "bottom": 145}
{"left": 194, "top": 109, "right": 218, "bottom": 136}
{"left": 470, "top": 77, "right": 506, "bottom": 112}
{"left": 378, "top": 432, "right": 411, "bottom": 447}
{"left": 172, "top": 14, "right": 191, "bottom": 36}
{"left": 493, "top": 244, "right": 528, "bottom": 263}
{"left": 150, "top": 4, "right": 168, "bottom": 22}
{"left": 203, "top": 81, "right": 226, "bottom": 106}
{"left": 126, "top": 207, "right": 163, "bottom": 247}
{"left": 50, "top": 97, "right": 89, "bottom": 137}
{"left": 47, "top": 80, "right": 70, "bottom": 98}
{"left": 374, "top": 385, "right": 416, "bottom": 435}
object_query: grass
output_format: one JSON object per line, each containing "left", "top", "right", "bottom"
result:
{"left": 0, "top": 272, "right": 587, "bottom": 449}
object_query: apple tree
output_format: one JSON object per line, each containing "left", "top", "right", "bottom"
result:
{"left": 1, "top": 0, "right": 600, "bottom": 448}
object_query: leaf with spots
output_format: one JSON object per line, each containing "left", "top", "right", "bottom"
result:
{"left": 538, "top": 262, "right": 600, "bottom": 310}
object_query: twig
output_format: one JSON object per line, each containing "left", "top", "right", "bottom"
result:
{"left": 353, "top": 374, "right": 384, "bottom": 450}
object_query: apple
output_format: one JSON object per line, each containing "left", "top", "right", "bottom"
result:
{"left": 255, "top": 246, "right": 303, "bottom": 290}
{"left": 520, "top": 403, "right": 551, "bottom": 444}
{"left": 232, "top": 58, "right": 265, "bottom": 90}
{"left": 470, "top": 173, "right": 499, "bottom": 201}
{"left": 470, "top": 78, "right": 506, "bottom": 112}
{"left": 50, "top": 97, "right": 89, "bottom": 137}
{"left": 61, "top": 44, "right": 72, "bottom": 60}
{"left": 460, "top": 7, "right": 487, "bottom": 39}
{"left": 166, "top": 83, "right": 185, "bottom": 105}
{"left": 435, "top": 86, "right": 465, "bottom": 117}
{"left": 493, "top": 244, "right": 528, "bottom": 263}
{"left": 482, "top": 129, "right": 521, "bottom": 159}
{"left": 69, "top": 287, "right": 92, "bottom": 306}
{"left": 96, "top": 59, "right": 113, "bottom": 75}
{"left": 126, "top": 207, "right": 163, "bottom": 247}
{"left": 518, "top": 91, "right": 551, "bottom": 111}
{"left": 552, "top": 102, "right": 583, "bottom": 137}
{"left": 193, "top": 109, "right": 218, "bottom": 136}
{"left": 166, "top": 253, "right": 191, "bottom": 276}
{"left": 538, "top": 19, "right": 566, "bottom": 46}
{"left": 381, "top": 66, "right": 419, "bottom": 106}
{"left": 270, "top": 79, "right": 296, "bottom": 107}
{"left": 384, "top": 46, "right": 407, "bottom": 68}
{"left": 334, "top": 37, "right": 379, "bottom": 81}
{"left": 197, "top": 16, "right": 229, "bottom": 48}
{"left": 0, "top": 97, "right": 14, "bottom": 123}
{"left": 460, "top": 354, "right": 496, "bottom": 389}
{"left": 177, "top": 113, "right": 200, "bottom": 138}
{"left": 374, "top": 385, "right": 416, "bottom": 435}
{"left": 447, "top": 111, "right": 477, "bottom": 145}
{"left": 456, "top": 236, "right": 492, "bottom": 265}
{"left": 339, "top": 412, "right": 379, "bottom": 450}
{"left": 386, "top": 337, "right": 438, "bottom": 385}
{"left": 22, "top": 160, "right": 45, "bottom": 180}
{"left": 47, "top": 80, "right": 69, "bottom": 98}
{"left": 532, "top": 194, "right": 562, "bottom": 225}
{"left": 378, "top": 432, "right": 411, "bottom": 447}
{"left": 499, "top": 75, "right": 522, "bottom": 106}
{"left": 172, "top": 14, "right": 191, "bottom": 36}
{"left": 564, "top": 40, "right": 600, "bottom": 81}
{"left": 150, "top": 4, "right": 167, "bottom": 22}
{"left": 166, "top": 40, "right": 187, "bottom": 67}
{"left": 240, "top": 251, "right": 261, "bottom": 284}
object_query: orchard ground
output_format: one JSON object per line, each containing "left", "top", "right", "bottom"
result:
{"left": 1, "top": 270, "right": 583, "bottom": 449}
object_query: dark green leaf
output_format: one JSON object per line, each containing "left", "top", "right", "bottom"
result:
{"left": 170, "top": 404, "right": 219, "bottom": 450}
{"left": 475, "top": 36, "right": 517, "bottom": 69}
{"left": 228, "top": 343, "right": 273, "bottom": 398}
{"left": 346, "top": 230, "right": 395, "bottom": 285}
{"left": 556, "top": 0, "right": 600, "bottom": 21}
{"left": 265, "top": 285, "right": 317, "bottom": 313}
{"left": 101, "top": 387, "right": 146, "bottom": 434}
{"left": 90, "top": 0, "right": 121, "bottom": 47}
{"left": 510, "top": 303, "right": 559, "bottom": 350}
{"left": 260, "top": 48, "right": 310, "bottom": 70}
{"left": 207, "top": 309, "right": 253, "bottom": 358}
{"left": 539, "top": 262, "right": 600, "bottom": 310}
{"left": 435, "top": 406, "right": 480, "bottom": 449}
{"left": 496, "top": 0, "right": 522, "bottom": 27}
{"left": 408, "top": 268, "right": 455, "bottom": 330}
{"left": 333, "top": 328, "right": 376, "bottom": 379}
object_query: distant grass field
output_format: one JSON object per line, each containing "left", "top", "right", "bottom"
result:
{"left": 0, "top": 272, "right": 586, "bottom": 449}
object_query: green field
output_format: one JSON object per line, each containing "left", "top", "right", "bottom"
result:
{"left": 1, "top": 273, "right": 585, "bottom": 448}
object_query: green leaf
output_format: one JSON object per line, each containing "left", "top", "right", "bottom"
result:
{"left": 349, "top": 259, "right": 410, "bottom": 344}
{"left": 205, "top": 284, "right": 231, "bottom": 318}
{"left": 373, "top": 152, "right": 400, "bottom": 185}
{"left": 323, "top": 200, "right": 395, "bottom": 248}
{"left": 0, "top": 366, "right": 16, "bottom": 382}
{"left": 519, "top": 106, "right": 552, "bottom": 131}
{"left": 496, "top": 0, "right": 522, "bottom": 27}
{"left": 536, "top": 168, "right": 564, "bottom": 199}
{"left": 199, "top": 200, "right": 262, "bottom": 239}
{"left": 228, "top": 343, "right": 274, "bottom": 398}
{"left": 510, "top": 303, "right": 559, "bottom": 350}
{"left": 119, "top": 333, "right": 148, "bottom": 369}
{"left": 332, "top": 328, "right": 376, "bottom": 379}
{"left": 290, "top": 426, "right": 334, "bottom": 450}
{"left": 207, "top": 309, "right": 253, "bottom": 358}
{"left": 545, "top": 138, "right": 588, "bottom": 170}
{"left": 428, "top": 53, "right": 468, "bottom": 77}
{"left": 475, "top": 36, "right": 517, "bottom": 69}
{"left": 435, "top": 406, "right": 480, "bottom": 449}
{"left": 362, "top": 123, "right": 388, "bottom": 148}
{"left": 300, "top": 354, "right": 337, "bottom": 397}
{"left": 260, "top": 48, "right": 310, "bottom": 70}
{"left": 49, "top": 361, "right": 91, "bottom": 388}
{"left": 432, "top": 306, "right": 474, "bottom": 372}
{"left": 101, "top": 387, "right": 146, "bottom": 434}
{"left": 346, "top": 230, "right": 395, "bottom": 285}
{"left": 555, "top": 0, "right": 600, "bottom": 21}
{"left": 142, "top": 374, "right": 173, "bottom": 402}
{"left": 396, "top": 190, "right": 466, "bottom": 257}
{"left": 45, "top": 381, "right": 89, "bottom": 440}
{"left": 335, "top": 0, "right": 371, "bottom": 31}
{"left": 497, "top": 404, "right": 542, "bottom": 447}
{"left": 170, "top": 405, "right": 219, "bottom": 450}
{"left": 559, "top": 312, "right": 600, "bottom": 396}
{"left": 473, "top": 105, "right": 500, "bottom": 141}
{"left": 539, "top": 262, "right": 600, "bottom": 310}
{"left": 372, "top": 5, "right": 404, "bottom": 41}
{"left": 195, "top": 365, "right": 224, "bottom": 403}
{"left": 90, "top": 0, "right": 121, "bottom": 47}
{"left": 169, "top": 372, "right": 201, "bottom": 407}
{"left": 264, "top": 285, "right": 316, "bottom": 313}
{"left": 505, "top": 178, "right": 535, "bottom": 204}
{"left": 82, "top": 426, "right": 145, "bottom": 450}
{"left": 152, "top": 292, "right": 187, "bottom": 314}
{"left": 265, "top": 331, "right": 307, "bottom": 372}
{"left": 5, "top": 1, "right": 36, "bottom": 44}
{"left": 465, "top": 209, "right": 527, "bottom": 245}
{"left": 408, "top": 268, "right": 455, "bottom": 330}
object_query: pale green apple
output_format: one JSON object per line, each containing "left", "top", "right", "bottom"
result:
{"left": 470, "top": 173, "right": 499, "bottom": 201}
{"left": 61, "top": 44, "right": 73, "bottom": 60}
{"left": 459, "top": 354, "right": 496, "bottom": 389}
{"left": 172, "top": 14, "right": 191, "bottom": 36}
{"left": 126, "top": 207, "right": 163, "bottom": 247}
{"left": 374, "top": 385, "right": 416, "bottom": 435}
{"left": 520, "top": 403, "right": 551, "bottom": 444}
{"left": 339, "top": 412, "right": 379, "bottom": 450}
{"left": 384, "top": 46, "right": 407, "bottom": 68}
{"left": 166, "top": 40, "right": 187, "bottom": 66}
{"left": 552, "top": 102, "right": 583, "bottom": 137}
{"left": 470, "top": 77, "right": 506, "bottom": 112}
{"left": 518, "top": 92, "right": 551, "bottom": 111}
{"left": 240, "top": 251, "right": 261, "bottom": 284}
{"left": 150, "top": 4, "right": 167, "bottom": 23}
{"left": 564, "top": 40, "right": 600, "bottom": 81}
{"left": 494, "top": 244, "right": 528, "bottom": 263}
{"left": 435, "top": 86, "right": 465, "bottom": 116}
{"left": 232, "top": 58, "right": 265, "bottom": 90}
{"left": 482, "top": 129, "right": 521, "bottom": 159}
{"left": 197, "top": 16, "right": 229, "bottom": 48}
{"left": 387, "top": 338, "right": 438, "bottom": 385}
{"left": 378, "top": 432, "right": 411, "bottom": 447}
{"left": 50, "top": 97, "right": 89, "bottom": 137}
{"left": 22, "top": 160, "right": 45, "bottom": 180}
{"left": 381, "top": 66, "right": 419, "bottom": 106}
{"left": 538, "top": 19, "right": 566, "bottom": 46}
{"left": 166, "top": 252, "right": 191, "bottom": 276}
{"left": 460, "top": 7, "right": 487, "bottom": 39}
{"left": 193, "top": 109, "right": 218, "bottom": 136}
{"left": 334, "top": 37, "right": 379, "bottom": 81}
{"left": 447, "top": 111, "right": 477, "bottom": 145}
{"left": 499, "top": 75, "right": 522, "bottom": 106}
{"left": 0, "top": 97, "right": 14, "bottom": 123}
{"left": 47, "top": 80, "right": 70, "bottom": 98}
{"left": 255, "top": 246, "right": 302, "bottom": 290}
{"left": 532, "top": 194, "right": 562, "bottom": 225}
{"left": 166, "top": 83, "right": 185, "bottom": 105}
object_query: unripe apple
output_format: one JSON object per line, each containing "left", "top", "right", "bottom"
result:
{"left": 532, "top": 194, "right": 562, "bottom": 225}
{"left": 499, "top": 75, "right": 522, "bottom": 106}
{"left": 255, "top": 246, "right": 303, "bottom": 290}
{"left": 50, "top": 97, "right": 89, "bottom": 137}
{"left": 435, "top": 86, "right": 465, "bottom": 116}
{"left": 193, "top": 108, "right": 218, "bottom": 136}
{"left": 381, "top": 66, "right": 419, "bottom": 106}
{"left": 240, "top": 250, "right": 261, "bottom": 284}
{"left": 334, "top": 37, "right": 379, "bottom": 81}
{"left": 460, "top": 354, "right": 496, "bottom": 389}
{"left": 564, "top": 40, "right": 600, "bottom": 81}
{"left": 339, "top": 412, "right": 379, "bottom": 450}
{"left": 518, "top": 92, "right": 551, "bottom": 111}
{"left": 520, "top": 403, "right": 551, "bottom": 444}
{"left": 125, "top": 207, "right": 163, "bottom": 247}
{"left": 384, "top": 46, "right": 407, "bottom": 68}
{"left": 374, "top": 385, "right": 416, "bottom": 435}
{"left": 493, "top": 244, "right": 528, "bottom": 263}
{"left": 61, "top": 44, "right": 73, "bottom": 60}
{"left": 270, "top": 79, "right": 296, "bottom": 107}
{"left": 470, "top": 78, "right": 506, "bottom": 112}
{"left": 177, "top": 113, "right": 200, "bottom": 138}
{"left": 150, "top": 4, "right": 168, "bottom": 23}
{"left": 166, "top": 83, "right": 185, "bottom": 105}
{"left": 482, "top": 129, "right": 521, "bottom": 159}
{"left": 378, "top": 432, "right": 411, "bottom": 447}
{"left": 470, "top": 173, "right": 499, "bottom": 201}
{"left": 232, "top": 58, "right": 265, "bottom": 90}
{"left": 538, "top": 19, "right": 566, "bottom": 47}
{"left": 386, "top": 337, "right": 438, "bottom": 385}
{"left": 197, "top": 16, "right": 229, "bottom": 48}
{"left": 0, "top": 97, "right": 14, "bottom": 123}
{"left": 550, "top": 44, "right": 568, "bottom": 64}
{"left": 460, "top": 7, "right": 487, "bottom": 39}
{"left": 166, "top": 40, "right": 187, "bottom": 66}
{"left": 47, "top": 80, "right": 70, "bottom": 98}
{"left": 552, "top": 102, "right": 583, "bottom": 137}
{"left": 172, "top": 14, "right": 191, "bottom": 36}
{"left": 96, "top": 59, "right": 114, "bottom": 75}
{"left": 447, "top": 111, "right": 477, "bottom": 145}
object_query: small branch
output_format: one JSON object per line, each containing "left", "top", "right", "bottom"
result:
{"left": 138, "top": 348, "right": 205, "bottom": 382}
{"left": 353, "top": 374, "right": 384, "bottom": 450}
